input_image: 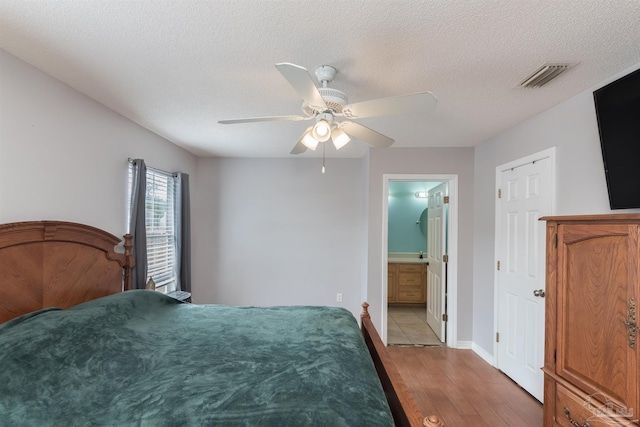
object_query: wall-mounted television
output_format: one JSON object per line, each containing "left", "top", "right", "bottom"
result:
{"left": 593, "top": 68, "right": 640, "bottom": 210}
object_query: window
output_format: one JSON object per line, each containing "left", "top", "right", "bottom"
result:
{"left": 145, "top": 169, "right": 178, "bottom": 293}
{"left": 128, "top": 163, "right": 179, "bottom": 294}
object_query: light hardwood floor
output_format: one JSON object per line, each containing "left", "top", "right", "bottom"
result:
{"left": 388, "top": 346, "right": 543, "bottom": 427}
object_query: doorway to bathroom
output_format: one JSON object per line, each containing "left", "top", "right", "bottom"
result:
{"left": 382, "top": 174, "right": 458, "bottom": 348}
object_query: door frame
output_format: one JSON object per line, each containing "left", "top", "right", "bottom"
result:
{"left": 382, "top": 173, "right": 459, "bottom": 347}
{"left": 493, "top": 147, "right": 557, "bottom": 367}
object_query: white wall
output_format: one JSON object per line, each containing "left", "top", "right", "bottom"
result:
{"left": 6, "top": 44, "right": 638, "bottom": 355}
{"left": 0, "top": 49, "right": 197, "bottom": 238}
{"left": 366, "top": 148, "right": 475, "bottom": 339}
{"left": 472, "top": 62, "right": 640, "bottom": 356}
{"left": 192, "top": 157, "right": 368, "bottom": 318}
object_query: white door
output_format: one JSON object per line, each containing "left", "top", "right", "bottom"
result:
{"left": 496, "top": 156, "right": 552, "bottom": 402}
{"left": 426, "top": 182, "right": 448, "bottom": 342}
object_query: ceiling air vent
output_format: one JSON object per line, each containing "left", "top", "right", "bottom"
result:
{"left": 518, "top": 63, "right": 572, "bottom": 88}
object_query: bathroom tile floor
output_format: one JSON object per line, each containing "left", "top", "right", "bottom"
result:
{"left": 387, "top": 305, "right": 443, "bottom": 346}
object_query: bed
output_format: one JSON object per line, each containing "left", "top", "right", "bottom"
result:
{"left": 0, "top": 220, "right": 444, "bottom": 427}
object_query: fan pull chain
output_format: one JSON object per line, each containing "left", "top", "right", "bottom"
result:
{"left": 322, "top": 142, "right": 326, "bottom": 174}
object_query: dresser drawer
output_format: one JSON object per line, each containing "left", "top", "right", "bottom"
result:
{"left": 554, "top": 384, "right": 593, "bottom": 427}
{"left": 555, "top": 384, "right": 633, "bottom": 427}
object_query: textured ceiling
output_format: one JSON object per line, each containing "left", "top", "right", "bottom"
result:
{"left": 1, "top": 1, "right": 639, "bottom": 158}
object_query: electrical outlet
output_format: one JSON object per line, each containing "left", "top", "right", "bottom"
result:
{"left": 336, "top": 293, "right": 343, "bottom": 303}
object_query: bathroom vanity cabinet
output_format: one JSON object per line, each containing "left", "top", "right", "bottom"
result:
{"left": 388, "top": 262, "right": 427, "bottom": 305}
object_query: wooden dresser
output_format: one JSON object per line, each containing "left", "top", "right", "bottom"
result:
{"left": 388, "top": 262, "right": 427, "bottom": 305}
{"left": 542, "top": 214, "right": 640, "bottom": 427}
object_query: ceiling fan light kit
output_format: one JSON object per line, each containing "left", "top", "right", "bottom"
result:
{"left": 331, "top": 126, "right": 350, "bottom": 150}
{"left": 219, "top": 62, "right": 438, "bottom": 172}
{"left": 300, "top": 127, "right": 319, "bottom": 150}
{"left": 312, "top": 119, "right": 332, "bottom": 142}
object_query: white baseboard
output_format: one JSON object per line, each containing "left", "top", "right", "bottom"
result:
{"left": 471, "top": 342, "right": 495, "bottom": 366}
{"left": 455, "top": 340, "right": 473, "bottom": 349}
{"left": 454, "top": 341, "right": 495, "bottom": 366}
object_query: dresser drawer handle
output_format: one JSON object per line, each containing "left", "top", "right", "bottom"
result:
{"left": 624, "top": 298, "right": 636, "bottom": 349}
{"left": 563, "top": 407, "right": 590, "bottom": 427}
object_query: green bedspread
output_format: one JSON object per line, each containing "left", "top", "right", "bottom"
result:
{"left": 0, "top": 290, "right": 393, "bottom": 426}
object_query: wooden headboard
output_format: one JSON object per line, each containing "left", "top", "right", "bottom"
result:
{"left": 0, "top": 221, "right": 134, "bottom": 323}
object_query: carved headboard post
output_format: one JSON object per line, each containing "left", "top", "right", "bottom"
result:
{"left": 122, "top": 233, "right": 134, "bottom": 291}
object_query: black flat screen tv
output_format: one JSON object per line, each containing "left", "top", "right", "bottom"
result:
{"left": 593, "top": 68, "right": 640, "bottom": 210}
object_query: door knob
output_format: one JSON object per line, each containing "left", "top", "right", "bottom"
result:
{"left": 533, "top": 289, "right": 546, "bottom": 297}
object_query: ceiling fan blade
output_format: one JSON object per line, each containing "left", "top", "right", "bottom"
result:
{"left": 341, "top": 121, "right": 394, "bottom": 148}
{"left": 290, "top": 141, "right": 308, "bottom": 155}
{"left": 218, "top": 115, "right": 309, "bottom": 124}
{"left": 343, "top": 91, "right": 437, "bottom": 119}
{"left": 275, "top": 63, "right": 327, "bottom": 111}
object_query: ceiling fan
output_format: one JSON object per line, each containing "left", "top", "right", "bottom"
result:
{"left": 219, "top": 63, "right": 438, "bottom": 169}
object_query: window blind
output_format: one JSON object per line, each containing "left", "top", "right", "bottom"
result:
{"left": 145, "top": 169, "right": 177, "bottom": 293}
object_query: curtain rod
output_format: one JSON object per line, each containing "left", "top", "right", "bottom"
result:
{"left": 128, "top": 158, "right": 178, "bottom": 177}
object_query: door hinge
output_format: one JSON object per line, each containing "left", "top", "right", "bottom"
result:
{"left": 442, "top": 313, "right": 448, "bottom": 322}
{"left": 443, "top": 254, "right": 449, "bottom": 263}
{"left": 498, "top": 188, "right": 502, "bottom": 199}
{"left": 443, "top": 196, "right": 450, "bottom": 204}
{"left": 496, "top": 332, "right": 500, "bottom": 343}
{"left": 497, "top": 260, "right": 501, "bottom": 271}
{"left": 554, "top": 349, "right": 556, "bottom": 363}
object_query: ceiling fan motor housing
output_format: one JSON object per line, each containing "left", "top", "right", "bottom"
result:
{"left": 303, "top": 87, "right": 348, "bottom": 116}
{"left": 315, "top": 65, "right": 336, "bottom": 83}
